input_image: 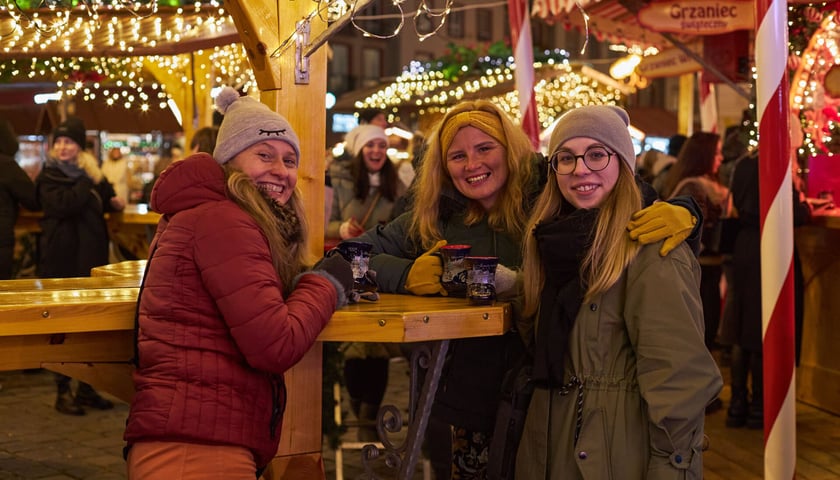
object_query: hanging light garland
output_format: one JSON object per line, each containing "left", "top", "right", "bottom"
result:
{"left": 788, "top": 4, "right": 840, "bottom": 158}
{"left": 353, "top": 42, "right": 622, "bottom": 128}
{"left": 0, "top": 43, "right": 256, "bottom": 112}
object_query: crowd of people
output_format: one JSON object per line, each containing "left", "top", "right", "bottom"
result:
{"left": 0, "top": 89, "right": 815, "bottom": 479}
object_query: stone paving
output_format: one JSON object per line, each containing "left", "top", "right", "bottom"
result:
{"left": 0, "top": 360, "right": 424, "bottom": 480}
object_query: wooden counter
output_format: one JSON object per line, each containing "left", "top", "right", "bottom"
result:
{"left": 0, "top": 277, "right": 510, "bottom": 479}
{"left": 795, "top": 208, "right": 840, "bottom": 415}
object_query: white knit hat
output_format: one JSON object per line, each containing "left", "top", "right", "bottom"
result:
{"left": 212, "top": 87, "right": 301, "bottom": 165}
{"left": 549, "top": 105, "right": 636, "bottom": 171}
{"left": 345, "top": 124, "right": 387, "bottom": 157}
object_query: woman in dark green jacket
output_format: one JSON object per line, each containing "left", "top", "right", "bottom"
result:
{"left": 353, "top": 100, "right": 699, "bottom": 479}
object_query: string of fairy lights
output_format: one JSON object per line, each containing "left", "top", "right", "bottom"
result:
{"left": 788, "top": 6, "right": 840, "bottom": 158}
{"left": 2, "top": 0, "right": 836, "bottom": 159}
{"left": 353, "top": 52, "right": 624, "bottom": 130}
{"left": 0, "top": 43, "right": 256, "bottom": 113}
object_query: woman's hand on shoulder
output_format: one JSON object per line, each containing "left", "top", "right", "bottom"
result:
{"left": 627, "top": 201, "right": 696, "bottom": 256}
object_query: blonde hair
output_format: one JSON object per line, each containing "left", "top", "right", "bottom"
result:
{"left": 223, "top": 165, "right": 309, "bottom": 292}
{"left": 409, "top": 100, "right": 535, "bottom": 250}
{"left": 521, "top": 162, "right": 642, "bottom": 317}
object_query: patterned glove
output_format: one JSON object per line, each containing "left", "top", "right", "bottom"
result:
{"left": 627, "top": 201, "right": 696, "bottom": 257}
{"left": 405, "top": 239, "right": 447, "bottom": 296}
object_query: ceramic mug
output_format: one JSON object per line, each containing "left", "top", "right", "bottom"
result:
{"left": 439, "top": 244, "right": 471, "bottom": 296}
{"left": 464, "top": 256, "right": 498, "bottom": 305}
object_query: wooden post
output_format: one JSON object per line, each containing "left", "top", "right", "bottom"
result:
{"left": 225, "top": 1, "right": 328, "bottom": 478}
{"left": 678, "top": 73, "right": 695, "bottom": 135}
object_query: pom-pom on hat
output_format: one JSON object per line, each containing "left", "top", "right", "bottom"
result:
{"left": 52, "top": 117, "right": 87, "bottom": 149}
{"left": 212, "top": 87, "right": 301, "bottom": 165}
{"left": 548, "top": 105, "right": 636, "bottom": 171}
{"left": 345, "top": 124, "right": 387, "bottom": 157}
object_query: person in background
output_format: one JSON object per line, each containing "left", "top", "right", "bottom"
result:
{"left": 352, "top": 100, "right": 700, "bottom": 479}
{"left": 515, "top": 105, "right": 722, "bottom": 479}
{"left": 124, "top": 87, "right": 354, "bottom": 479}
{"left": 660, "top": 132, "right": 729, "bottom": 378}
{"left": 652, "top": 133, "right": 687, "bottom": 196}
{"left": 189, "top": 125, "right": 219, "bottom": 155}
{"left": 327, "top": 124, "right": 406, "bottom": 240}
{"left": 326, "top": 123, "right": 405, "bottom": 440}
{"left": 102, "top": 146, "right": 129, "bottom": 204}
{"left": 721, "top": 148, "right": 811, "bottom": 429}
{"left": 36, "top": 116, "right": 127, "bottom": 415}
{"left": 0, "top": 118, "right": 39, "bottom": 280}
{"left": 328, "top": 108, "right": 390, "bottom": 188}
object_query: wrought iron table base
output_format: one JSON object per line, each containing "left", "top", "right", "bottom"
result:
{"left": 359, "top": 340, "right": 449, "bottom": 479}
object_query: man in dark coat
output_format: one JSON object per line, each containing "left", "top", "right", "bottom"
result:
{"left": 0, "top": 118, "right": 39, "bottom": 279}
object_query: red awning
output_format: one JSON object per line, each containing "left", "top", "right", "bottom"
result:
{"left": 532, "top": 0, "right": 697, "bottom": 51}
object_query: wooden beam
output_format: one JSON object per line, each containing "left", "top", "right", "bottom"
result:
{"left": 225, "top": 2, "right": 329, "bottom": 477}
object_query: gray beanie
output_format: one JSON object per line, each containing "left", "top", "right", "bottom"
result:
{"left": 212, "top": 87, "right": 301, "bottom": 165}
{"left": 549, "top": 105, "right": 636, "bottom": 171}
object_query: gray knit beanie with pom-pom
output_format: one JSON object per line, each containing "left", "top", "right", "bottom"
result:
{"left": 212, "top": 87, "right": 301, "bottom": 165}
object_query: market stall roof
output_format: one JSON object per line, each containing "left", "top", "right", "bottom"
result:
{"left": 533, "top": 0, "right": 696, "bottom": 51}
{"left": 0, "top": 84, "right": 182, "bottom": 135}
{"left": 0, "top": 5, "right": 238, "bottom": 60}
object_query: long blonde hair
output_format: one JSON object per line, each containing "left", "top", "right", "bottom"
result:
{"left": 409, "top": 100, "right": 535, "bottom": 250}
{"left": 521, "top": 162, "right": 642, "bottom": 317}
{"left": 223, "top": 165, "right": 308, "bottom": 291}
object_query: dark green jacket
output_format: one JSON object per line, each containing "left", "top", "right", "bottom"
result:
{"left": 355, "top": 177, "right": 535, "bottom": 431}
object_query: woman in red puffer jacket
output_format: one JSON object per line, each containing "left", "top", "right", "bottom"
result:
{"left": 124, "top": 87, "right": 353, "bottom": 479}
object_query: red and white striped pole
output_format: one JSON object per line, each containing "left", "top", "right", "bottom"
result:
{"left": 755, "top": 0, "right": 796, "bottom": 477}
{"left": 507, "top": 0, "right": 540, "bottom": 150}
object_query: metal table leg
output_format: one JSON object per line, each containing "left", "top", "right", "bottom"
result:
{"left": 360, "top": 339, "right": 449, "bottom": 479}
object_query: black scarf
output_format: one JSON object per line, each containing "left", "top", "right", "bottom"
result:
{"left": 531, "top": 207, "right": 598, "bottom": 387}
{"left": 48, "top": 157, "right": 86, "bottom": 180}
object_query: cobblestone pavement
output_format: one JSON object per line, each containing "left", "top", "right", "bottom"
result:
{"left": 0, "top": 360, "right": 425, "bottom": 480}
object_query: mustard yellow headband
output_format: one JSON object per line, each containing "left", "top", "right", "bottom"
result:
{"left": 439, "top": 110, "right": 508, "bottom": 155}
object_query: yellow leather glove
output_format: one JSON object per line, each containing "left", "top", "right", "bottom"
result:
{"left": 627, "top": 202, "right": 696, "bottom": 257}
{"left": 405, "top": 239, "right": 448, "bottom": 296}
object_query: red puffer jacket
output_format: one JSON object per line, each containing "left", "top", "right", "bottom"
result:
{"left": 124, "top": 154, "right": 337, "bottom": 468}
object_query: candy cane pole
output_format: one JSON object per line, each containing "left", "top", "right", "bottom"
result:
{"left": 507, "top": 0, "right": 540, "bottom": 149}
{"left": 755, "top": 0, "right": 796, "bottom": 477}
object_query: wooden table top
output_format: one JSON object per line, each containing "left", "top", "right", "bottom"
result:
{"left": 109, "top": 203, "right": 161, "bottom": 226}
{"left": 91, "top": 260, "right": 147, "bottom": 278}
{"left": 0, "top": 283, "right": 510, "bottom": 343}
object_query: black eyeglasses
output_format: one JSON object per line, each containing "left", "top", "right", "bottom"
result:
{"left": 548, "top": 146, "right": 614, "bottom": 175}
